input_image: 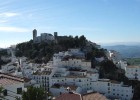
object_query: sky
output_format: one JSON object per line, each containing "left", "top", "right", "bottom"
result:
{"left": 0, "top": 0, "right": 140, "bottom": 48}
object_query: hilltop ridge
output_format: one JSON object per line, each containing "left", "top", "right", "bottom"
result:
{"left": 15, "top": 34, "right": 105, "bottom": 63}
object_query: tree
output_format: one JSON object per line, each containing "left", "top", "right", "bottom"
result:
{"left": 22, "top": 86, "right": 45, "bottom": 100}
{"left": 0, "top": 87, "right": 4, "bottom": 99}
{"left": 132, "top": 81, "right": 140, "bottom": 100}
{"left": 79, "top": 35, "right": 86, "bottom": 47}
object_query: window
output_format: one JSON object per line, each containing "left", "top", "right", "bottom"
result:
{"left": 108, "top": 88, "right": 110, "bottom": 90}
{"left": 3, "top": 89, "right": 7, "bottom": 96}
{"left": 108, "top": 83, "right": 110, "bottom": 86}
{"left": 113, "top": 89, "right": 115, "bottom": 91}
{"left": 17, "top": 87, "right": 22, "bottom": 94}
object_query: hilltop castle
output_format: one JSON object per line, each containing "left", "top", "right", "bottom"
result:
{"left": 33, "top": 29, "right": 58, "bottom": 43}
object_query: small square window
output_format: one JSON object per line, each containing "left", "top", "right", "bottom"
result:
{"left": 17, "top": 87, "right": 22, "bottom": 94}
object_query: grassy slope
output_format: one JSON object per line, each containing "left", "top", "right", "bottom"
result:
{"left": 126, "top": 58, "right": 140, "bottom": 65}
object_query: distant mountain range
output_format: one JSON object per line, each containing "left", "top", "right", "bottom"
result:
{"left": 101, "top": 42, "right": 140, "bottom": 46}
{"left": 102, "top": 43, "right": 140, "bottom": 58}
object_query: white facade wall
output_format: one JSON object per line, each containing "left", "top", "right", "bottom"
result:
{"left": 91, "top": 80, "right": 133, "bottom": 100}
{"left": 68, "top": 49, "right": 80, "bottom": 53}
{"left": 14, "top": 71, "right": 23, "bottom": 77}
{"left": 55, "top": 58, "right": 91, "bottom": 71}
{"left": 68, "top": 59, "right": 82, "bottom": 67}
{"left": 1, "top": 65, "right": 16, "bottom": 73}
{"left": 110, "top": 83, "right": 133, "bottom": 100}
{"left": 75, "top": 78, "right": 92, "bottom": 93}
{"left": 23, "top": 69, "right": 33, "bottom": 78}
{"left": 125, "top": 66, "right": 140, "bottom": 81}
{"left": 50, "top": 86, "right": 82, "bottom": 97}
{"left": 41, "top": 33, "right": 54, "bottom": 41}
{"left": 107, "top": 50, "right": 121, "bottom": 64}
{"left": 3, "top": 83, "right": 24, "bottom": 100}
{"left": 92, "top": 80, "right": 110, "bottom": 96}
{"left": 34, "top": 33, "right": 54, "bottom": 43}
{"left": 33, "top": 75, "right": 50, "bottom": 90}
{"left": 53, "top": 53, "right": 64, "bottom": 67}
{"left": 50, "top": 87, "right": 67, "bottom": 97}
{"left": 50, "top": 77, "right": 91, "bottom": 94}
{"left": 117, "top": 60, "right": 127, "bottom": 71}
{"left": 87, "top": 73, "right": 99, "bottom": 81}
{"left": 70, "top": 71, "right": 87, "bottom": 76}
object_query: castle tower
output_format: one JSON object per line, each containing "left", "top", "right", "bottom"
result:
{"left": 54, "top": 32, "right": 58, "bottom": 44}
{"left": 33, "top": 29, "right": 37, "bottom": 40}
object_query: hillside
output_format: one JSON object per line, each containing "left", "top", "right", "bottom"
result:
{"left": 15, "top": 35, "right": 106, "bottom": 63}
{"left": 103, "top": 45, "right": 140, "bottom": 58}
{"left": 12, "top": 36, "right": 140, "bottom": 99}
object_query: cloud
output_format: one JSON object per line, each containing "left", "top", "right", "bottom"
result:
{"left": 0, "top": 20, "right": 8, "bottom": 23}
{"left": 0, "top": 26, "right": 30, "bottom": 32}
{"left": 0, "top": 12, "right": 19, "bottom": 17}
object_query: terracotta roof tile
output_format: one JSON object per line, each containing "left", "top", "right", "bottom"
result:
{"left": 82, "top": 92, "right": 107, "bottom": 100}
{"left": 55, "top": 93, "right": 82, "bottom": 100}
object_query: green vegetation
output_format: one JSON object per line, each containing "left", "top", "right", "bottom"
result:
{"left": 98, "top": 60, "right": 140, "bottom": 99}
{"left": 132, "top": 81, "right": 140, "bottom": 100}
{"left": 22, "top": 86, "right": 45, "bottom": 100}
{"left": 0, "top": 56, "right": 11, "bottom": 68}
{"left": 0, "top": 49, "right": 11, "bottom": 67}
{"left": 99, "top": 60, "right": 129, "bottom": 84}
{"left": 13, "top": 34, "right": 140, "bottom": 99}
{"left": 0, "top": 87, "right": 4, "bottom": 99}
{"left": 15, "top": 35, "right": 106, "bottom": 63}
{"left": 126, "top": 58, "right": 140, "bottom": 65}
{"left": 0, "top": 49, "right": 8, "bottom": 56}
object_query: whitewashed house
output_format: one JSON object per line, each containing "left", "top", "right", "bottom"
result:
{"left": 125, "top": 66, "right": 140, "bottom": 81}
{"left": 92, "top": 79, "right": 133, "bottom": 100}
{"left": 0, "top": 73, "right": 25, "bottom": 100}
{"left": 50, "top": 84, "right": 82, "bottom": 96}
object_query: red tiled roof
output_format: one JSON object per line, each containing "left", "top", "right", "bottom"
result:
{"left": 0, "top": 73, "right": 24, "bottom": 82}
{"left": 0, "top": 78, "right": 22, "bottom": 86}
{"left": 82, "top": 92, "right": 107, "bottom": 100}
{"left": 55, "top": 92, "right": 82, "bottom": 100}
